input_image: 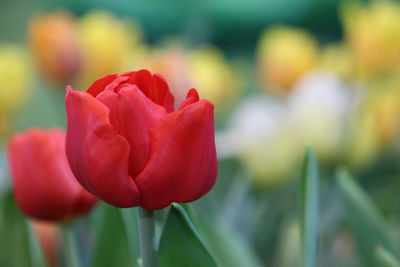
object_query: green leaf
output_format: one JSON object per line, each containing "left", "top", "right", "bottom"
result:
{"left": 375, "top": 246, "right": 400, "bottom": 267}
{"left": 159, "top": 203, "right": 217, "bottom": 267}
{"left": 91, "top": 203, "right": 139, "bottom": 267}
{"left": 0, "top": 191, "right": 46, "bottom": 267}
{"left": 299, "top": 147, "right": 319, "bottom": 267}
{"left": 197, "top": 218, "right": 262, "bottom": 267}
{"left": 337, "top": 168, "right": 397, "bottom": 266}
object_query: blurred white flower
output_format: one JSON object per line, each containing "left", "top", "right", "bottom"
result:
{"left": 218, "top": 70, "right": 356, "bottom": 188}
{"left": 217, "top": 96, "right": 287, "bottom": 158}
{"left": 288, "top": 70, "right": 354, "bottom": 162}
{"left": 217, "top": 96, "right": 303, "bottom": 187}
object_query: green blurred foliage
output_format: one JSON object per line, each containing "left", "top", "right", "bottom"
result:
{"left": 0, "top": 191, "right": 46, "bottom": 267}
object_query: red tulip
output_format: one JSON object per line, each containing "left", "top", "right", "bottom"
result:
{"left": 7, "top": 128, "right": 97, "bottom": 221}
{"left": 65, "top": 69, "right": 217, "bottom": 209}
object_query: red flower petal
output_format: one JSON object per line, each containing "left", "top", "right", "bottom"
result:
{"left": 104, "top": 76, "right": 129, "bottom": 92}
{"left": 179, "top": 88, "right": 200, "bottom": 110}
{"left": 65, "top": 86, "right": 140, "bottom": 207}
{"left": 7, "top": 128, "right": 97, "bottom": 221}
{"left": 87, "top": 73, "right": 117, "bottom": 97}
{"left": 136, "top": 100, "right": 218, "bottom": 209}
{"left": 123, "top": 69, "right": 175, "bottom": 112}
{"left": 97, "top": 85, "right": 166, "bottom": 178}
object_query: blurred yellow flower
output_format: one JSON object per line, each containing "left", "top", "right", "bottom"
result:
{"left": 342, "top": 1, "right": 400, "bottom": 79}
{"left": 346, "top": 108, "right": 380, "bottom": 169}
{"left": 146, "top": 44, "right": 238, "bottom": 111}
{"left": 189, "top": 46, "right": 238, "bottom": 110}
{"left": 77, "top": 10, "right": 145, "bottom": 89}
{"left": 369, "top": 91, "right": 400, "bottom": 146}
{"left": 344, "top": 80, "right": 400, "bottom": 169}
{"left": 0, "top": 44, "right": 29, "bottom": 137}
{"left": 28, "top": 12, "right": 83, "bottom": 84}
{"left": 319, "top": 44, "right": 355, "bottom": 80}
{"left": 257, "top": 26, "right": 318, "bottom": 90}
{"left": 0, "top": 44, "right": 29, "bottom": 114}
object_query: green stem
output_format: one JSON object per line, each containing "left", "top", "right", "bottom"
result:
{"left": 27, "top": 222, "right": 46, "bottom": 267}
{"left": 61, "top": 224, "right": 80, "bottom": 267}
{"left": 120, "top": 208, "right": 139, "bottom": 264}
{"left": 136, "top": 207, "right": 158, "bottom": 267}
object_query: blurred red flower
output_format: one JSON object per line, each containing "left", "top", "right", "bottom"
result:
{"left": 7, "top": 128, "right": 97, "bottom": 221}
{"left": 65, "top": 69, "right": 217, "bottom": 209}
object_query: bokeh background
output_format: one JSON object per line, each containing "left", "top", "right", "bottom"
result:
{"left": 2, "top": 0, "right": 400, "bottom": 266}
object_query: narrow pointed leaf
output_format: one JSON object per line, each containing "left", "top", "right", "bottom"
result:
{"left": 375, "top": 246, "right": 400, "bottom": 267}
{"left": 159, "top": 203, "right": 217, "bottom": 267}
{"left": 337, "top": 168, "right": 397, "bottom": 266}
{"left": 197, "top": 218, "right": 262, "bottom": 267}
{"left": 299, "top": 147, "right": 319, "bottom": 267}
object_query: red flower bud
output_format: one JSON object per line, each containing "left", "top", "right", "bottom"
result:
{"left": 7, "top": 128, "right": 97, "bottom": 221}
{"left": 65, "top": 69, "right": 217, "bottom": 209}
